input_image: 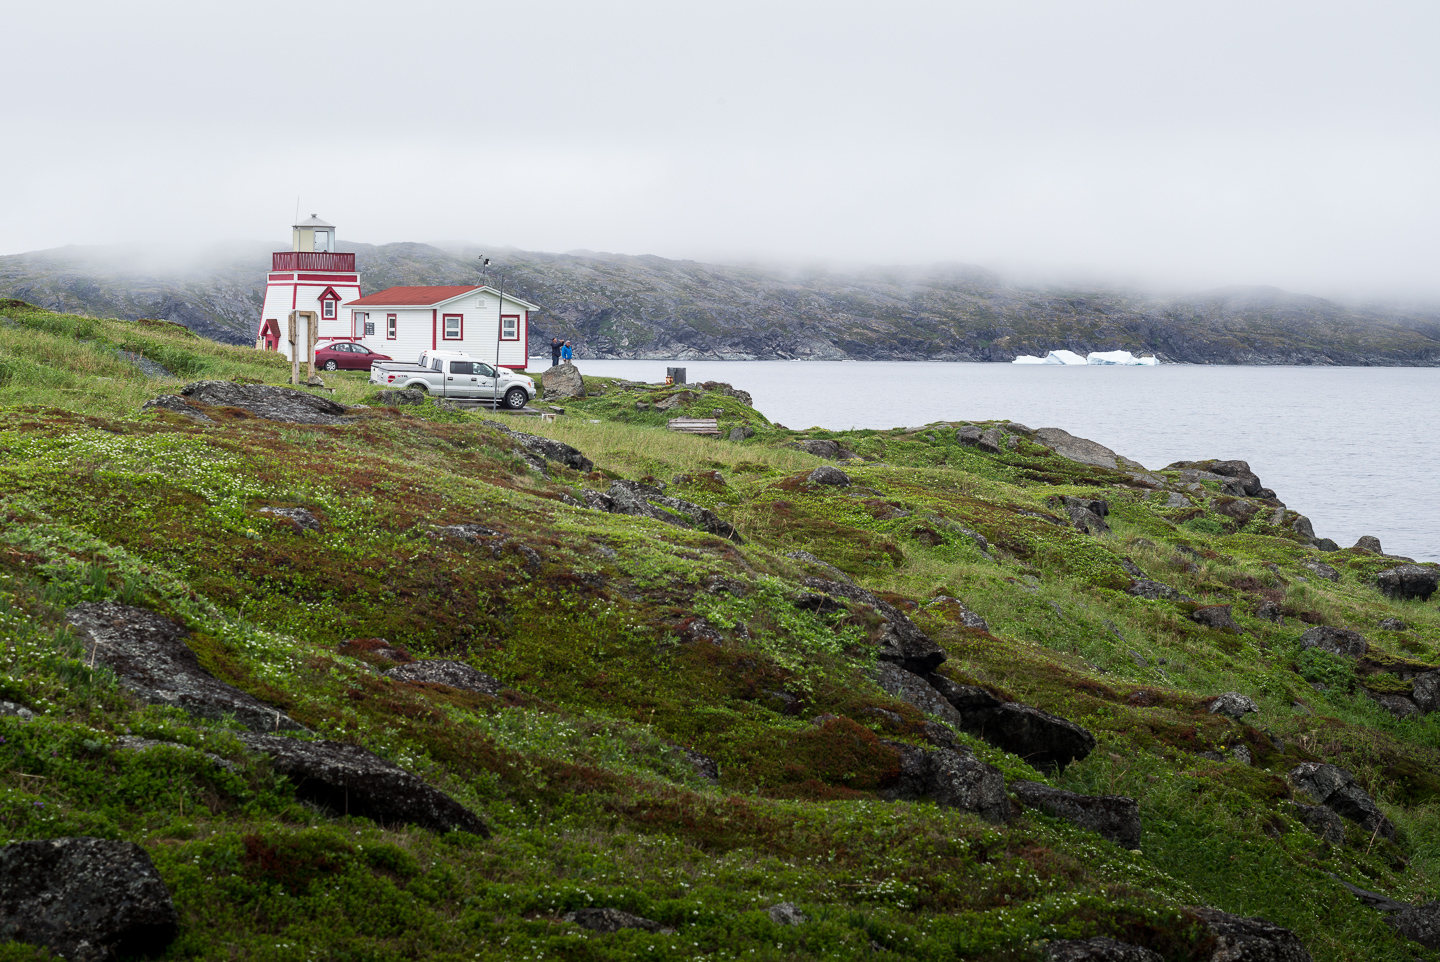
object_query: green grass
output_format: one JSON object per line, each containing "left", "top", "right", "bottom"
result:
{"left": 0, "top": 302, "right": 1436, "bottom": 959}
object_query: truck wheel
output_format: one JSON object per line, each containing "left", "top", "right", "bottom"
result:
{"left": 504, "top": 387, "right": 528, "bottom": 410}
{"left": 323, "top": 360, "right": 338, "bottom": 371}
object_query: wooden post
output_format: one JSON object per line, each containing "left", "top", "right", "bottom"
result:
{"left": 288, "top": 311, "right": 300, "bottom": 385}
{"left": 307, "top": 315, "right": 318, "bottom": 382}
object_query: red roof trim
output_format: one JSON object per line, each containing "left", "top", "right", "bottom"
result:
{"left": 348, "top": 285, "right": 481, "bottom": 307}
{"left": 317, "top": 286, "right": 343, "bottom": 301}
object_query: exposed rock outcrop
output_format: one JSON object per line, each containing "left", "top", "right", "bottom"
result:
{"left": 65, "top": 603, "right": 303, "bottom": 733}
{"left": 799, "top": 578, "right": 945, "bottom": 673}
{"left": 795, "top": 439, "right": 859, "bottom": 460}
{"left": 372, "top": 389, "right": 426, "bottom": 405}
{"left": 0, "top": 837, "right": 178, "bottom": 962}
{"left": 967, "top": 703, "right": 1097, "bottom": 773}
{"left": 383, "top": 660, "right": 503, "bottom": 696}
{"left": 1012, "top": 780, "right": 1141, "bottom": 848}
{"left": 166, "top": 380, "right": 351, "bottom": 424}
{"left": 1376, "top": 564, "right": 1439, "bottom": 601}
{"left": 563, "top": 907, "right": 670, "bottom": 934}
{"left": 586, "top": 480, "right": 743, "bottom": 543}
{"left": 1389, "top": 902, "right": 1440, "bottom": 949}
{"left": 481, "top": 420, "right": 594, "bottom": 473}
{"left": 1289, "top": 762, "right": 1394, "bottom": 840}
{"left": 236, "top": 733, "right": 489, "bottom": 836}
{"left": 1186, "top": 906, "right": 1312, "bottom": 961}
{"left": 139, "top": 394, "right": 214, "bottom": 422}
{"left": 1208, "top": 692, "right": 1259, "bottom": 720}
{"left": 1191, "top": 604, "right": 1243, "bottom": 634}
{"left": 880, "top": 742, "right": 1009, "bottom": 823}
{"left": 1298, "top": 626, "right": 1367, "bottom": 658}
{"left": 808, "top": 465, "right": 852, "bottom": 486}
{"left": 767, "top": 902, "right": 808, "bottom": 926}
{"left": 1045, "top": 937, "right": 1160, "bottom": 961}
{"left": 1033, "top": 428, "right": 1143, "bottom": 472}
{"left": 1284, "top": 801, "right": 1346, "bottom": 844}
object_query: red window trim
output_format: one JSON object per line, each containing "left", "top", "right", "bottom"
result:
{"left": 386, "top": 313, "right": 397, "bottom": 340}
{"left": 500, "top": 313, "right": 520, "bottom": 341}
{"left": 442, "top": 313, "right": 463, "bottom": 340}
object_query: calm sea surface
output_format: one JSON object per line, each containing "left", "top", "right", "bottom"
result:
{"left": 532, "top": 358, "right": 1440, "bottom": 562}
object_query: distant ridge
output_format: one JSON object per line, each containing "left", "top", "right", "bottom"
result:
{"left": 3, "top": 241, "right": 1439, "bottom": 364}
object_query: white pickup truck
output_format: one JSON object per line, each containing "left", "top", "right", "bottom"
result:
{"left": 370, "top": 351, "right": 536, "bottom": 409}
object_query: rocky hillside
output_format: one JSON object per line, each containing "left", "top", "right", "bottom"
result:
{"left": 4, "top": 242, "right": 1440, "bottom": 364}
{"left": 2, "top": 300, "right": 1440, "bottom": 959}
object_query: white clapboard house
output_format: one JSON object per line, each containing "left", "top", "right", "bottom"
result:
{"left": 256, "top": 215, "right": 537, "bottom": 369}
{"left": 344, "top": 285, "right": 538, "bottom": 369}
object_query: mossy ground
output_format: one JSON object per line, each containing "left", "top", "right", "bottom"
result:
{"left": 0, "top": 302, "right": 1437, "bottom": 959}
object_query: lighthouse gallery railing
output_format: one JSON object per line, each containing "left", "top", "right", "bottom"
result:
{"left": 271, "top": 252, "right": 356, "bottom": 271}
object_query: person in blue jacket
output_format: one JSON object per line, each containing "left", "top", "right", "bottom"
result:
{"left": 560, "top": 341, "right": 573, "bottom": 362}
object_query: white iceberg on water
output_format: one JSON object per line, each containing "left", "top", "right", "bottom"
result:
{"left": 1012, "top": 350, "right": 1158, "bottom": 366}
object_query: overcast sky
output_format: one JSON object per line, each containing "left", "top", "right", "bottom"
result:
{"left": 7, "top": 0, "right": 1438, "bottom": 298}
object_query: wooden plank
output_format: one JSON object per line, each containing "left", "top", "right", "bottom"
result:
{"left": 667, "top": 417, "right": 721, "bottom": 436}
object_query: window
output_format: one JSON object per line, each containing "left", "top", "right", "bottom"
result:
{"left": 500, "top": 314, "right": 519, "bottom": 340}
{"left": 449, "top": 361, "right": 473, "bottom": 375}
{"left": 314, "top": 230, "right": 330, "bottom": 251}
{"left": 474, "top": 362, "right": 495, "bottom": 378}
{"left": 322, "top": 299, "right": 336, "bottom": 319}
{"left": 387, "top": 314, "right": 397, "bottom": 339}
{"left": 443, "top": 314, "right": 463, "bottom": 339}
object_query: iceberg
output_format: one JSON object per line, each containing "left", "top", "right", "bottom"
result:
{"left": 1087, "top": 350, "right": 1159, "bottom": 366}
{"left": 1012, "top": 350, "right": 1159, "bottom": 365}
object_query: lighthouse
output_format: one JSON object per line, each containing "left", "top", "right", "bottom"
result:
{"left": 255, "top": 215, "right": 364, "bottom": 362}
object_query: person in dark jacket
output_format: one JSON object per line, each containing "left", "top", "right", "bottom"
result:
{"left": 550, "top": 337, "right": 562, "bottom": 367}
{"left": 560, "top": 341, "right": 573, "bottom": 362}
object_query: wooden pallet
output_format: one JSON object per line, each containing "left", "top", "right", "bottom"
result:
{"left": 667, "top": 417, "right": 721, "bottom": 436}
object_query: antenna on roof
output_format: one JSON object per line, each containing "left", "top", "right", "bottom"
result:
{"left": 294, "top": 196, "right": 300, "bottom": 225}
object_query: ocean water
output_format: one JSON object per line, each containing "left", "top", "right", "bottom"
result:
{"left": 532, "top": 358, "right": 1440, "bottom": 562}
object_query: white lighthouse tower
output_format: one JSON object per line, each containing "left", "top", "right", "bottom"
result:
{"left": 255, "top": 215, "right": 364, "bottom": 363}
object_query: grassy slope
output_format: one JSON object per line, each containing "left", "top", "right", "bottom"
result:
{"left": 1, "top": 302, "right": 1438, "bottom": 960}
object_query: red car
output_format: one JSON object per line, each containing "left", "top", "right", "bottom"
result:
{"left": 315, "top": 342, "right": 392, "bottom": 371}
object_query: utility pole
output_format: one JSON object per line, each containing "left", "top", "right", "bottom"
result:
{"left": 480, "top": 256, "right": 506, "bottom": 409}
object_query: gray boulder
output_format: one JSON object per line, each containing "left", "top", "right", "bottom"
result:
{"left": 1366, "top": 690, "right": 1419, "bottom": 720}
{"left": 728, "top": 425, "right": 755, "bottom": 441}
{"left": 1411, "top": 671, "right": 1440, "bottom": 713}
{"left": 1353, "top": 535, "right": 1383, "bottom": 554}
{"left": 1127, "top": 580, "right": 1183, "bottom": 601}
{"left": 0, "top": 700, "right": 34, "bottom": 721}
{"left": 967, "top": 703, "right": 1097, "bottom": 773}
{"left": 258, "top": 506, "right": 322, "bottom": 532}
{"left": 1289, "top": 762, "right": 1394, "bottom": 840}
{"left": 1378, "top": 618, "right": 1408, "bottom": 631}
{"left": 384, "top": 660, "right": 502, "bottom": 696}
{"left": 1191, "top": 605, "right": 1243, "bottom": 634}
{"left": 1060, "top": 496, "right": 1111, "bottom": 536}
{"left": 0, "top": 837, "right": 178, "bottom": 962}
{"left": 1013, "top": 780, "right": 1141, "bottom": 849}
{"left": 563, "top": 907, "right": 669, "bottom": 934}
{"left": 1187, "top": 906, "right": 1313, "bottom": 961}
{"left": 1045, "top": 937, "right": 1160, "bottom": 961}
{"left": 542, "top": 361, "right": 586, "bottom": 399}
{"left": 372, "top": 389, "right": 426, "bottom": 405}
{"left": 65, "top": 603, "right": 303, "bottom": 733}
{"left": 174, "top": 380, "right": 350, "bottom": 424}
{"left": 1208, "top": 692, "right": 1259, "bottom": 720}
{"left": 1298, "top": 626, "right": 1367, "bottom": 658}
{"left": 978, "top": 428, "right": 1005, "bottom": 454}
{"left": 1376, "top": 564, "right": 1439, "bottom": 601}
{"left": 880, "top": 742, "right": 1009, "bottom": 823}
{"left": 237, "top": 733, "right": 489, "bottom": 836}
{"left": 1298, "top": 559, "right": 1339, "bottom": 582}
{"left": 767, "top": 902, "right": 807, "bottom": 926}
{"left": 800, "top": 578, "right": 945, "bottom": 673}
{"left": 956, "top": 425, "right": 983, "bottom": 445}
{"left": 808, "top": 465, "right": 852, "bottom": 486}
{"left": 1390, "top": 902, "right": 1440, "bottom": 949}
{"left": 796, "top": 438, "right": 859, "bottom": 460}
{"left": 1283, "top": 801, "right": 1345, "bottom": 845}
{"left": 140, "top": 394, "right": 214, "bottom": 423}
